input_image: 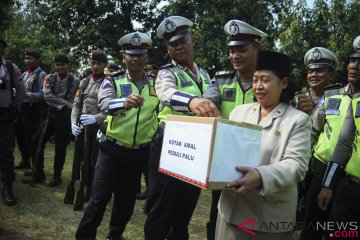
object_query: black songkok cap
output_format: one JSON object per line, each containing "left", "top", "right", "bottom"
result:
{"left": 25, "top": 48, "right": 41, "bottom": 58}
{"left": 256, "top": 51, "right": 291, "bottom": 77}
{"left": 90, "top": 50, "right": 108, "bottom": 63}
{"left": 53, "top": 54, "right": 69, "bottom": 63}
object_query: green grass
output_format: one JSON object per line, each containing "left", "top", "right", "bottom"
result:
{"left": 0, "top": 142, "right": 302, "bottom": 240}
{"left": 0, "top": 142, "right": 212, "bottom": 240}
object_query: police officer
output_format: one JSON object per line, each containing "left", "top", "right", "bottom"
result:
{"left": 299, "top": 47, "right": 340, "bottom": 240}
{"left": 303, "top": 47, "right": 338, "bottom": 108}
{"left": 0, "top": 34, "right": 25, "bottom": 206}
{"left": 24, "top": 54, "right": 79, "bottom": 186}
{"left": 71, "top": 50, "right": 108, "bottom": 201}
{"left": 144, "top": 16, "right": 219, "bottom": 240}
{"left": 15, "top": 48, "right": 47, "bottom": 170}
{"left": 204, "top": 20, "right": 267, "bottom": 119}
{"left": 76, "top": 32, "right": 158, "bottom": 240}
{"left": 303, "top": 47, "right": 339, "bottom": 144}
{"left": 202, "top": 20, "right": 267, "bottom": 239}
{"left": 317, "top": 35, "right": 360, "bottom": 239}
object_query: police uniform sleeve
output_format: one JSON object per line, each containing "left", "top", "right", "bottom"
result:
{"left": 155, "top": 68, "right": 196, "bottom": 112}
{"left": 13, "top": 64, "right": 25, "bottom": 108}
{"left": 94, "top": 111, "right": 107, "bottom": 125}
{"left": 322, "top": 104, "right": 355, "bottom": 190}
{"left": 70, "top": 77, "right": 80, "bottom": 103}
{"left": 98, "top": 77, "right": 121, "bottom": 114}
{"left": 310, "top": 96, "right": 325, "bottom": 146}
{"left": 70, "top": 77, "right": 82, "bottom": 124}
{"left": 202, "top": 77, "right": 220, "bottom": 107}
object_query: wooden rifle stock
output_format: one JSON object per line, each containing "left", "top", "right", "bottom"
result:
{"left": 73, "top": 125, "right": 90, "bottom": 211}
{"left": 30, "top": 110, "right": 50, "bottom": 186}
{"left": 64, "top": 117, "right": 83, "bottom": 204}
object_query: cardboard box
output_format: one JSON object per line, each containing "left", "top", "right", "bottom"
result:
{"left": 159, "top": 115, "right": 262, "bottom": 189}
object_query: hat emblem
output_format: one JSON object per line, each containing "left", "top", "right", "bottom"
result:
{"left": 130, "top": 33, "right": 142, "bottom": 46}
{"left": 312, "top": 48, "right": 322, "bottom": 60}
{"left": 165, "top": 19, "right": 177, "bottom": 33}
{"left": 229, "top": 21, "right": 240, "bottom": 35}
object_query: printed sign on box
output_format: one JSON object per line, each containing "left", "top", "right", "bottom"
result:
{"left": 159, "top": 115, "right": 262, "bottom": 189}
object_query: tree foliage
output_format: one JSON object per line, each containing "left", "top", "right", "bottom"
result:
{"left": 2, "top": 0, "right": 360, "bottom": 85}
{"left": 0, "top": 0, "right": 19, "bottom": 32}
{"left": 278, "top": 0, "right": 360, "bottom": 87}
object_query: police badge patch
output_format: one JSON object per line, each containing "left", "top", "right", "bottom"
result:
{"left": 165, "top": 20, "right": 176, "bottom": 33}
{"left": 312, "top": 48, "right": 322, "bottom": 60}
{"left": 355, "top": 102, "right": 360, "bottom": 118}
{"left": 229, "top": 21, "right": 240, "bottom": 35}
{"left": 325, "top": 98, "right": 341, "bottom": 115}
{"left": 130, "top": 33, "right": 142, "bottom": 46}
{"left": 222, "top": 88, "right": 236, "bottom": 102}
{"left": 121, "top": 84, "right": 132, "bottom": 97}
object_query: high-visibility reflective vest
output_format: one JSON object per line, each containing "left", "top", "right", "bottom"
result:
{"left": 345, "top": 97, "right": 360, "bottom": 178}
{"left": 106, "top": 75, "right": 159, "bottom": 146}
{"left": 158, "top": 65, "right": 210, "bottom": 122}
{"left": 313, "top": 92, "right": 351, "bottom": 164}
{"left": 217, "top": 74, "right": 254, "bottom": 119}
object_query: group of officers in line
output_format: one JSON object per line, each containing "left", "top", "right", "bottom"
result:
{"left": 0, "top": 14, "right": 359, "bottom": 240}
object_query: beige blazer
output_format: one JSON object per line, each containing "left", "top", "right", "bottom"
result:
{"left": 218, "top": 102, "right": 311, "bottom": 233}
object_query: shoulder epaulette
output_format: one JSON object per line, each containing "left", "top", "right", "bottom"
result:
{"left": 215, "top": 70, "right": 232, "bottom": 77}
{"left": 160, "top": 63, "right": 174, "bottom": 69}
{"left": 323, "top": 83, "right": 343, "bottom": 91}
{"left": 109, "top": 70, "right": 125, "bottom": 78}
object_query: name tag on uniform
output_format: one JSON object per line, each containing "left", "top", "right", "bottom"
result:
{"left": 325, "top": 98, "right": 341, "bottom": 115}
{"left": 121, "top": 84, "right": 132, "bottom": 97}
{"left": 181, "top": 81, "right": 193, "bottom": 88}
{"left": 222, "top": 88, "right": 236, "bottom": 102}
{"left": 355, "top": 102, "right": 360, "bottom": 118}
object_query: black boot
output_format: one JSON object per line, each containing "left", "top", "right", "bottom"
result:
{"left": 136, "top": 190, "right": 148, "bottom": 200}
{"left": 14, "top": 159, "right": 31, "bottom": 169}
{"left": 2, "top": 182, "right": 16, "bottom": 206}
{"left": 48, "top": 176, "right": 62, "bottom": 187}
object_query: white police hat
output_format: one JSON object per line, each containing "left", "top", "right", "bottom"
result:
{"left": 350, "top": 35, "right": 360, "bottom": 58}
{"left": 118, "top": 31, "right": 152, "bottom": 54}
{"left": 224, "top": 20, "right": 267, "bottom": 46}
{"left": 304, "top": 47, "right": 339, "bottom": 70}
{"left": 156, "top": 16, "right": 193, "bottom": 43}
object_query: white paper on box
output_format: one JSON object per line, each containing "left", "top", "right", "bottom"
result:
{"left": 160, "top": 120, "right": 213, "bottom": 186}
{"left": 209, "top": 121, "right": 262, "bottom": 182}
{"left": 159, "top": 115, "right": 262, "bottom": 189}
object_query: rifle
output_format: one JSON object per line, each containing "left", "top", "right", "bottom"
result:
{"left": 30, "top": 110, "right": 50, "bottom": 186}
{"left": 73, "top": 125, "right": 91, "bottom": 211}
{"left": 64, "top": 76, "right": 90, "bottom": 205}
{"left": 64, "top": 117, "right": 83, "bottom": 204}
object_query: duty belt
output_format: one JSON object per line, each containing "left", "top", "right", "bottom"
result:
{"left": 105, "top": 136, "right": 149, "bottom": 149}
{"left": 348, "top": 174, "right": 360, "bottom": 185}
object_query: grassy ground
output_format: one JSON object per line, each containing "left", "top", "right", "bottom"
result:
{"left": 0, "top": 142, "right": 212, "bottom": 240}
{"left": 0, "top": 142, "right": 302, "bottom": 240}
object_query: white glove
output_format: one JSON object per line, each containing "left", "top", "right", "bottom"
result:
{"left": 80, "top": 114, "right": 96, "bottom": 126}
{"left": 71, "top": 122, "right": 83, "bottom": 136}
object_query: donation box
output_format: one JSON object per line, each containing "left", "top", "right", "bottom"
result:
{"left": 159, "top": 115, "right": 262, "bottom": 189}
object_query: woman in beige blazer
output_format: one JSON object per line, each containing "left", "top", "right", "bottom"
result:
{"left": 216, "top": 51, "right": 311, "bottom": 240}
